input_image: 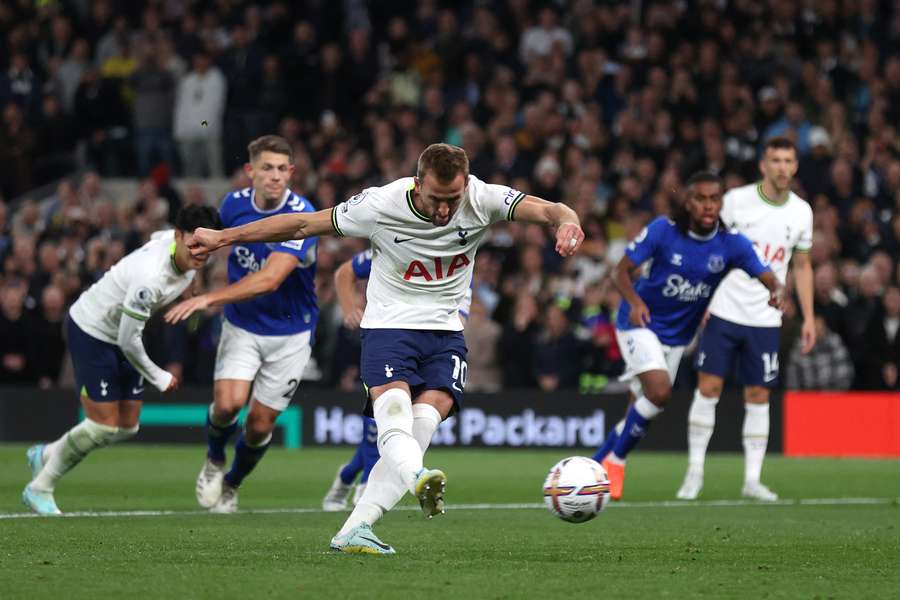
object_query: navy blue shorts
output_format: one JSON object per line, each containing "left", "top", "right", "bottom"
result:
{"left": 67, "top": 315, "right": 145, "bottom": 402}
{"left": 695, "top": 315, "right": 781, "bottom": 387}
{"left": 359, "top": 328, "right": 468, "bottom": 416}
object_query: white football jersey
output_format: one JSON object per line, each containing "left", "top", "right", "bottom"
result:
{"left": 70, "top": 230, "right": 196, "bottom": 342}
{"left": 708, "top": 183, "right": 813, "bottom": 327}
{"left": 333, "top": 175, "right": 525, "bottom": 330}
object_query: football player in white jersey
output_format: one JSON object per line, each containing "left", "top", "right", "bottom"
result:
{"left": 190, "top": 143, "right": 584, "bottom": 554}
{"left": 677, "top": 137, "right": 816, "bottom": 502}
{"left": 22, "top": 206, "right": 223, "bottom": 515}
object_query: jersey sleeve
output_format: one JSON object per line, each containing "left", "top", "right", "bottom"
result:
{"left": 271, "top": 237, "right": 317, "bottom": 266}
{"left": 351, "top": 249, "right": 373, "bottom": 279}
{"left": 332, "top": 189, "right": 380, "bottom": 238}
{"left": 794, "top": 204, "right": 813, "bottom": 252}
{"left": 729, "top": 232, "right": 770, "bottom": 278}
{"left": 476, "top": 177, "right": 527, "bottom": 223}
{"left": 624, "top": 217, "right": 667, "bottom": 266}
{"left": 121, "top": 282, "right": 161, "bottom": 322}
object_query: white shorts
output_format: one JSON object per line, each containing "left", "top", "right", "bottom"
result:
{"left": 615, "top": 328, "right": 686, "bottom": 398}
{"left": 214, "top": 319, "right": 312, "bottom": 412}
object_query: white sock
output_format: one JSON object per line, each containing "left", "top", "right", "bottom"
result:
{"left": 687, "top": 390, "right": 718, "bottom": 473}
{"left": 742, "top": 403, "right": 769, "bottom": 485}
{"left": 634, "top": 395, "right": 663, "bottom": 419}
{"left": 337, "top": 403, "right": 443, "bottom": 537}
{"left": 110, "top": 424, "right": 140, "bottom": 444}
{"left": 31, "top": 419, "right": 119, "bottom": 492}
{"left": 373, "top": 388, "right": 422, "bottom": 494}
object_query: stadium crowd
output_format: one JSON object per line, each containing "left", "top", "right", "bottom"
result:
{"left": 0, "top": 0, "right": 899, "bottom": 392}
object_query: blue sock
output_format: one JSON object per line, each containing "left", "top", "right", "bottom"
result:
{"left": 360, "top": 440, "right": 380, "bottom": 484}
{"left": 224, "top": 432, "right": 271, "bottom": 488}
{"left": 593, "top": 426, "right": 620, "bottom": 462}
{"left": 206, "top": 411, "right": 238, "bottom": 463}
{"left": 612, "top": 398, "right": 661, "bottom": 460}
{"left": 340, "top": 447, "right": 365, "bottom": 485}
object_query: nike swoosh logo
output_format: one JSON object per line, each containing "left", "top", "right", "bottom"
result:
{"left": 132, "top": 387, "right": 144, "bottom": 395}
{"left": 394, "top": 237, "right": 413, "bottom": 244}
{"left": 358, "top": 535, "right": 392, "bottom": 550}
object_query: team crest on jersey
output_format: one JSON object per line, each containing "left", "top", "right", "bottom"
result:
{"left": 457, "top": 229, "right": 469, "bottom": 246}
{"left": 707, "top": 255, "right": 725, "bottom": 273}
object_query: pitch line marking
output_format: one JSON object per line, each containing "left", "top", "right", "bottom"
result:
{"left": 0, "top": 497, "right": 896, "bottom": 520}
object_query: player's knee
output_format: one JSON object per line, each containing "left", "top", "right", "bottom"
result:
{"left": 698, "top": 377, "right": 723, "bottom": 398}
{"left": 73, "top": 419, "right": 120, "bottom": 452}
{"left": 744, "top": 386, "right": 769, "bottom": 404}
{"left": 645, "top": 385, "right": 672, "bottom": 407}
{"left": 111, "top": 424, "right": 140, "bottom": 443}
{"left": 244, "top": 410, "right": 276, "bottom": 442}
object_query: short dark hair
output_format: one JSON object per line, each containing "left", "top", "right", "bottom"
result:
{"left": 685, "top": 171, "right": 723, "bottom": 189}
{"left": 247, "top": 135, "right": 293, "bottom": 163}
{"left": 417, "top": 143, "right": 469, "bottom": 182}
{"left": 175, "top": 205, "right": 222, "bottom": 232}
{"left": 763, "top": 136, "right": 797, "bottom": 154}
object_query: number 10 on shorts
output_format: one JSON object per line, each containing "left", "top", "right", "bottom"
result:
{"left": 451, "top": 355, "right": 468, "bottom": 392}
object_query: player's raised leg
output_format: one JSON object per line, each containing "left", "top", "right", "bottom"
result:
{"left": 25, "top": 395, "right": 141, "bottom": 515}
{"left": 332, "top": 396, "right": 445, "bottom": 554}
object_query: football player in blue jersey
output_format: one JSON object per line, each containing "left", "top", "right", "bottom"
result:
{"left": 321, "top": 249, "right": 473, "bottom": 511}
{"left": 165, "top": 135, "right": 318, "bottom": 513}
{"left": 591, "top": 171, "right": 783, "bottom": 500}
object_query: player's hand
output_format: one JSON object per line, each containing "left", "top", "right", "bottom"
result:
{"left": 800, "top": 318, "right": 817, "bottom": 354}
{"left": 189, "top": 228, "right": 226, "bottom": 257}
{"left": 768, "top": 286, "right": 785, "bottom": 311}
{"left": 163, "top": 374, "right": 180, "bottom": 393}
{"left": 629, "top": 300, "right": 651, "bottom": 328}
{"left": 164, "top": 295, "right": 210, "bottom": 323}
{"left": 555, "top": 223, "right": 585, "bottom": 257}
{"left": 343, "top": 307, "right": 364, "bottom": 329}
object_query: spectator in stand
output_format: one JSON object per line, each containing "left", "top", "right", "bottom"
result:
{"left": 533, "top": 303, "right": 583, "bottom": 392}
{"left": 464, "top": 297, "right": 502, "bottom": 392}
{"left": 859, "top": 285, "right": 900, "bottom": 390}
{"left": 786, "top": 316, "right": 854, "bottom": 391}
{"left": 173, "top": 49, "right": 226, "bottom": 177}
{"left": 130, "top": 38, "right": 177, "bottom": 176}
{"left": 0, "top": 280, "right": 35, "bottom": 384}
{"left": 32, "top": 285, "right": 67, "bottom": 389}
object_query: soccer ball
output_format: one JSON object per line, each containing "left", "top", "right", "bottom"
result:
{"left": 543, "top": 456, "right": 610, "bottom": 523}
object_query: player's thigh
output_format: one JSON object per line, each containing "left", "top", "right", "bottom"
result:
{"left": 360, "top": 329, "right": 423, "bottom": 411}
{"left": 213, "top": 320, "right": 263, "bottom": 411}
{"left": 417, "top": 331, "right": 468, "bottom": 417}
{"left": 736, "top": 325, "right": 781, "bottom": 389}
{"left": 251, "top": 331, "right": 311, "bottom": 412}
{"left": 695, "top": 315, "right": 741, "bottom": 378}
{"left": 616, "top": 328, "right": 671, "bottom": 399}
{"left": 67, "top": 315, "right": 128, "bottom": 408}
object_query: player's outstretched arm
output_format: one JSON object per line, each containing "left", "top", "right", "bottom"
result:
{"left": 791, "top": 251, "right": 816, "bottom": 353}
{"left": 757, "top": 271, "right": 785, "bottom": 312}
{"left": 165, "top": 252, "right": 299, "bottom": 323}
{"left": 510, "top": 196, "right": 584, "bottom": 257}
{"left": 612, "top": 255, "right": 651, "bottom": 327}
{"left": 117, "top": 313, "right": 179, "bottom": 392}
{"left": 334, "top": 259, "right": 365, "bottom": 329}
{"left": 190, "top": 208, "right": 336, "bottom": 256}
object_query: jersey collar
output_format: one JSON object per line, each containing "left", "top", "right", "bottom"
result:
{"left": 169, "top": 241, "right": 184, "bottom": 275}
{"left": 406, "top": 186, "right": 431, "bottom": 223}
{"left": 687, "top": 224, "right": 719, "bottom": 241}
{"left": 251, "top": 188, "right": 290, "bottom": 214}
{"left": 756, "top": 182, "right": 789, "bottom": 207}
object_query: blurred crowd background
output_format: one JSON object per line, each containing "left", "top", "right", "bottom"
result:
{"left": 1, "top": 0, "right": 899, "bottom": 393}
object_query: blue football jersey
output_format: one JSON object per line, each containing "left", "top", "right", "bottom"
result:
{"left": 615, "top": 217, "right": 769, "bottom": 345}
{"left": 219, "top": 188, "right": 318, "bottom": 336}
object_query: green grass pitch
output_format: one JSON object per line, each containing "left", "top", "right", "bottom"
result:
{"left": 1, "top": 445, "right": 898, "bottom": 599}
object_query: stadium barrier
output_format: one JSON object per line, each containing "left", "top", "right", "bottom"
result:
{"left": 0, "top": 387, "right": 782, "bottom": 451}
{"left": 783, "top": 391, "right": 900, "bottom": 457}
